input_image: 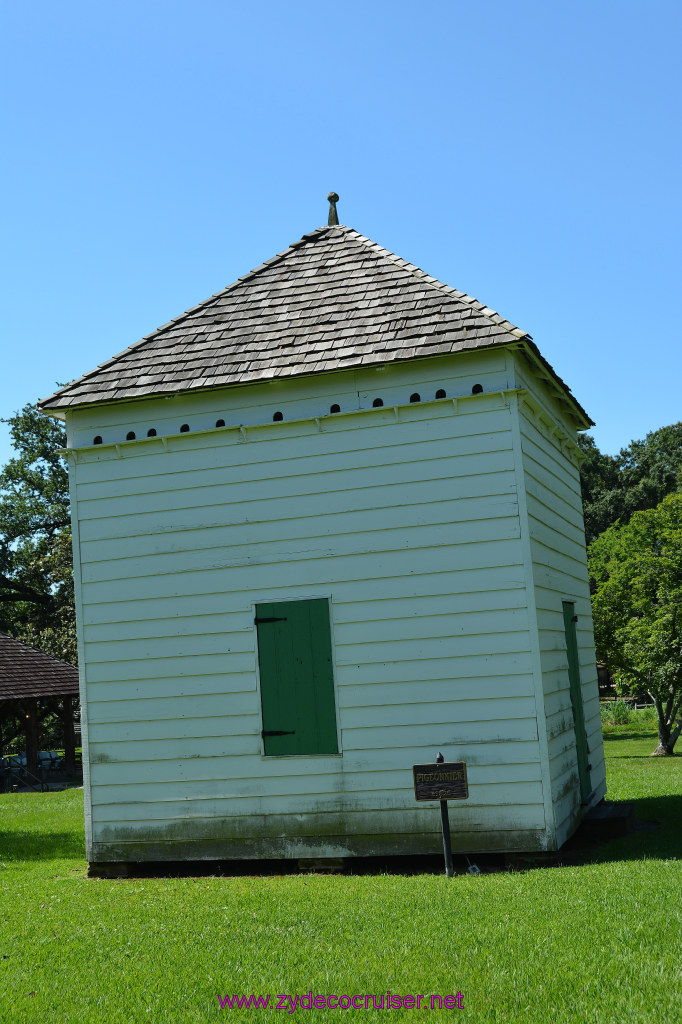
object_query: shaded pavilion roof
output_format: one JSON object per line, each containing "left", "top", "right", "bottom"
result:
{"left": 39, "top": 224, "right": 592, "bottom": 426}
{"left": 0, "top": 633, "right": 79, "bottom": 701}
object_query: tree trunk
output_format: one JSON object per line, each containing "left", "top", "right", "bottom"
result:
{"left": 651, "top": 706, "right": 680, "bottom": 755}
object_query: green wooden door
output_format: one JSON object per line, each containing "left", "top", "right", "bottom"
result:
{"left": 562, "top": 601, "right": 592, "bottom": 802}
{"left": 256, "top": 598, "right": 339, "bottom": 756}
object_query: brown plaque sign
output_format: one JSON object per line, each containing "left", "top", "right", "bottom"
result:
{"left": 413, "top": 762, "right": 468, "bottom": 801}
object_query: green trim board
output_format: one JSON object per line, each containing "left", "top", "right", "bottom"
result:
{"left": 256, "top": 598, "right": 339, "bottom": 756}
{"left": 562, "top": 601, "right": 591, "bottom": 801}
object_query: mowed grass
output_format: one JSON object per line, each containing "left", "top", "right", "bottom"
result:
{"left": 1, "top": 732, "right": 680, "bottom": 1024}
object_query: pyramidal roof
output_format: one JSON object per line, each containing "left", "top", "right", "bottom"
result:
{"left": 39, "top": 224, "right": 591, "bottom": 424}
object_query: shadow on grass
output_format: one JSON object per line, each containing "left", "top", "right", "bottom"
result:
{"left": 602, "top": 729, "right": 666, "bottom": 745}
{"left": 565, "top": 792, "right": 682, "bottom": 866}
{"left": 0, "top": 829, "right": 85, "bottom": 862}
{"left": 613, "top": 754, "right": 671, "bottom": 760}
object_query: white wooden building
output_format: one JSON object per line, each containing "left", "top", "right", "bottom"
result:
{"left": 40, "top": 214, "right": 605, "bottom": 870}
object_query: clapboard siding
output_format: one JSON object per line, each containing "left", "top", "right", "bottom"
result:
{"left": 547, "top": 729, "right": 575, "bottom": 762}
{"left": 81, "top": 569, "right": 528, "bottom": 624}
{"left": 88, "top": 718, "right": 259, "bottom": 745}
{"left": 76, "top": 460, "right": 515, "bottom": 534}
{"left": 78, "top": 523, "right": 522, "bottom": 587}
{"left": 89, "top": 739, "right": 542, "bottom": 771}
{"left": 73, "top": 392, "right": 511, "bottom": 475}
{"left": 84, "top": 657, "right": 535, "bottom": 701}
{"left": 66, "top": 351, "right": 512, "bottom": 450}
{"left": 90, "top": 760, "right": 544, "bottom": 801}
{"left": 80, "top": 540, "right": 526, "bottom": 606}
{"left": 75, "top": 413, "right": 513, "bottom": 494}
{"left": 83, "top": 630, "right": 531, "bottom": 677}
{"left": 75, "top": 428, "right": 515, "bottom": 516}
{"left": 516, "top": 382, "right": 606, "bottom": 846}
{"left": 90, "top": 795, "right": 545, "bottom": 827}
{"left": 85, "top": 690, "right": 535, "bottom": 730}
{"left": 89, "top": 805, "right": 546, "bottom": 846}
{"left": 85, "top": 667, "right": 531, "bottom": 708}
{"left": 86, "top": 715, "right": 540, "bottom": 751}
{"left": 83, "top": 595, "right": 529, "bottom": 644}
{"left": 81, "top": 566, "right": 527, "bottom": 619}
{"left": 84, "top": 628, "right": 532, "bottom": 671}
{"left": 66, "top": 349, "right": 603, "bottom": 860}
{"left": 89, "top": 794, "right": 545, "bottom": 831}
{"left": 70, "top": 390, "right": 550, "bottom": 857}
{"left": 88, "top": 739, "right": 541, "bottom": 772}
{"left": 79, "top": 498, "right": 520, "bottom": 565}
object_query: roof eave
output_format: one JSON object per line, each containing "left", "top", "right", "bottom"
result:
{"left": 514, "top": 339, "right": 594, "bottom": 428}
{"left": 38, "top": 336, "right": 593, "bottom": 429}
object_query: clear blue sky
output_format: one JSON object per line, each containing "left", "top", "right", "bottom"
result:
{"left": 1, "top": 0, "right": 680, "bottom": 463}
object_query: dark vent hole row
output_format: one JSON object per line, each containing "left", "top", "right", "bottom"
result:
{"left": 92, "top": 387, "right": 464, "bottom": 443}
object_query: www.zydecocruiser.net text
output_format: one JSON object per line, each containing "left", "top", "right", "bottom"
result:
{"left": 218, "top": 991, "right": 464, "bottom": 1011}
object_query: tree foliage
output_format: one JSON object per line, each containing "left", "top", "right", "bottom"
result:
{"left": 579, "top": 423, "right": 682, "bottom": 544}
{"left": 589, "top": 492, "right": 682, "bottom": 754}
{"left": 0, "top": 404, "right": 75, "bottom": 664}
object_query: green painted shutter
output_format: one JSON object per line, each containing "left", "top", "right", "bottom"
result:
{"left": 256, "top": 599, "right": 338, "bottom": 756}
{"left": 562, "top": 601, "right": 592, "bottom": 802}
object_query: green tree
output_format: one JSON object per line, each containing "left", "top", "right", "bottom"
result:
{"left": 579, "top": 423, "right": 682, "bottom": 545}
{"left": 0, "top": 404, "right": 75, "bottom": 664}
{"left": 589, "top": 492, "right": 682, "bottom": 755}
{"left": 576, "top": 433, "right": 621, "bottom": 544}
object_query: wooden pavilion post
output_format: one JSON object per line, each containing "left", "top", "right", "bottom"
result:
{"left": 61, "top": 696, "right": 76, "bottom": 770}
{"left": 24, "top": 698, "right": 39, "bottom": 776}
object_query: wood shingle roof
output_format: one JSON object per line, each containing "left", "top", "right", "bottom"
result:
{"left": 39, "top": 224, "right": 591, "bottom": 425}
{"left": 0, "top": 633, "right": 79, "bottom": 701}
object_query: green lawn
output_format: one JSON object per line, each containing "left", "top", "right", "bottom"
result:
{"left": 1, "top": 732, "right": 680, "bottom": 1023}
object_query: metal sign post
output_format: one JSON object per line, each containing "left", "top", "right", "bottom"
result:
{"left": 413, "top": 752, "right": 468, "bottom": 879}
{"left": 439, "top": 790, "right": 454, "bottom": 878}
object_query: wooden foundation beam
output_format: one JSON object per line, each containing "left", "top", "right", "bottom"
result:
{"left": 62, "top": 696, "right": 76, "bottom": 770}
{"left": 24, "top": 699, "right": 39, "bottom": 776}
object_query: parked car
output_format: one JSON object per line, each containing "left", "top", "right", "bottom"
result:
{"left": 8, "top": 751, "right": 63, "bottom": 771}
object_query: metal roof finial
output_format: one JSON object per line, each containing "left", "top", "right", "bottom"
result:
{"left": 327, "top": 192, "right": 339, "bottom": 226}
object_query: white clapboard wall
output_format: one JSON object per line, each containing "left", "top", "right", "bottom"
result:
{"left": 512, "top": 356, "right": 606, "bottom": 846}
{"left": 65, "top": 351, "right": 602, "bottom": 861}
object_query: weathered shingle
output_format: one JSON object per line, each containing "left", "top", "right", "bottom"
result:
{"left": 0, "top": 633, "right": 79, "bottom": 701}
{"left": 38, "top": 224, "right": 590, "bottom": 424}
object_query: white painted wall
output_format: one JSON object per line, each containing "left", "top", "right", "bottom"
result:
{"left": 511, "top": 355, "right": 606, "bottom": 846}
{"left": 64, "top": 351, "right": 511, "bottom": 450}
{"left": 67, "top": 362, "right": 557, "bottom": 860}
{"left": 63, "top": 348, "right": 602, "bottom": 862}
